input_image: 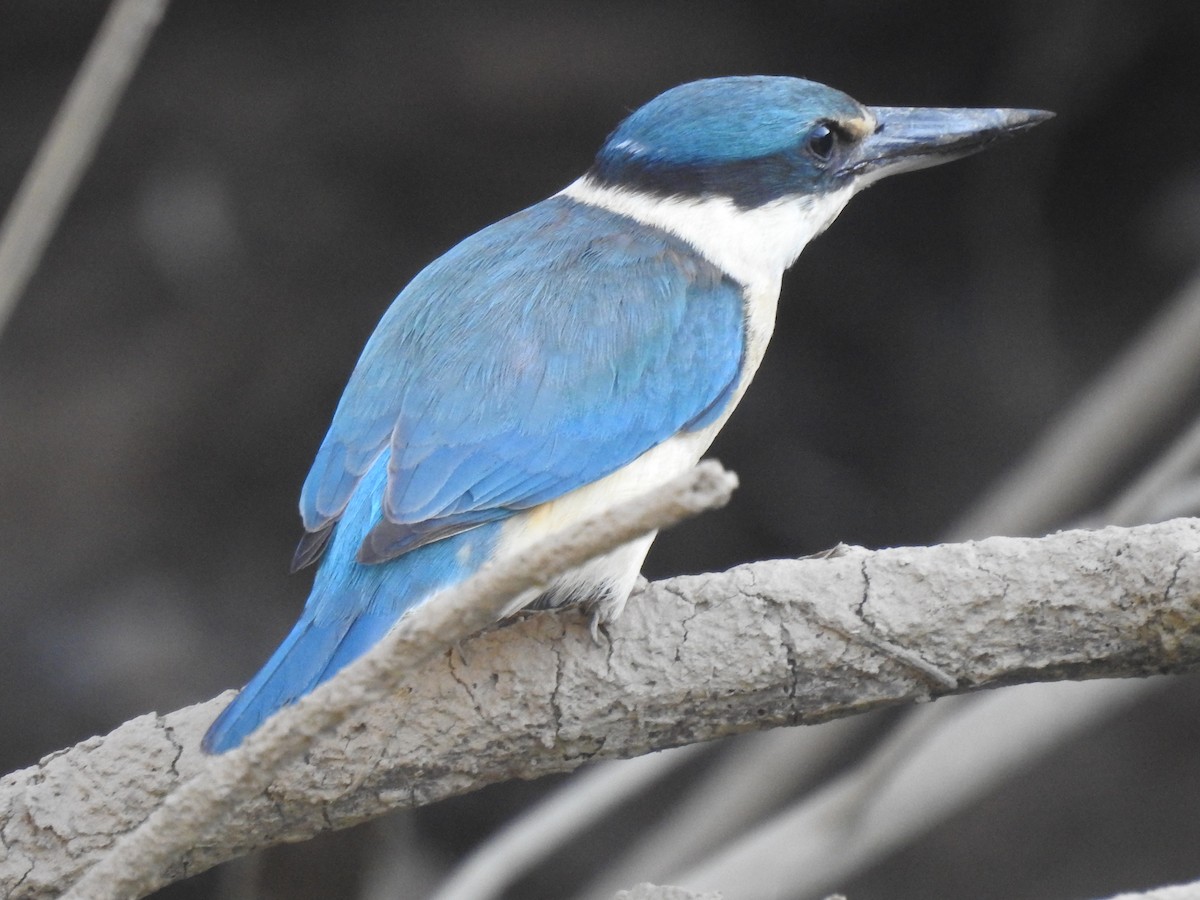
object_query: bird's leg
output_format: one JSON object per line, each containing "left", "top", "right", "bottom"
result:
{"left": 588, "top": 611, "right": 613, "bottom": 646}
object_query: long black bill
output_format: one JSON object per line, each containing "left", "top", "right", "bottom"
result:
{"left": 843, "top": 106, "right": 1053, "bottom": 184}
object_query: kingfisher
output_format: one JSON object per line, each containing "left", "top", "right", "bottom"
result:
{"left": 202, "top": 76, "right": 1050, "bottom": 753}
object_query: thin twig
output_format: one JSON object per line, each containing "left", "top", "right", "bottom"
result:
{"left": 1101, "top": 413, "right": 1200, "bottom": 526}
{"left": 430, "top": 746, "right": 705, "bottom": 900}
{"left": 673, "top": 680, "right": 1155, "bottom": 898}
{"left": 947, "top": 268, "right": 1200, "bottom": 539}
{"left": 575, "top": 719, "right": 873, "bottom": 900}
{"left": 59, "top": 461, "right": 738, "bottom": 900}
{"left": 1100, "top": 879, "right": 1200, "bottom": 900}
{"left": 0, "top": 0, "right": 170, "bottom": 341}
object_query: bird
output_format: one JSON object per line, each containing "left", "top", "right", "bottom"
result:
{"left": 202, "top": 75, "right": 1051, "bottom": 753}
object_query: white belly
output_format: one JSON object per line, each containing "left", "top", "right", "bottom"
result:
{"left": 495, "top": 423, "right": 718, "bottom": 621}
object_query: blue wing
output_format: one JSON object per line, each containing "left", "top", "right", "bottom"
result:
{"left": 204, "top": 196, "right": 747, "bottom": 753}
{"left": 298, "top": 195, "right": 746, "bottom": 565}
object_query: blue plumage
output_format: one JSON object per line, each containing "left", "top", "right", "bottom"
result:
{"left": 301, "top": 197, "right": 744, "bottom": 559}
{"left": 204, "top": 449, "right": 506, "bottom": 753}
{"left": 589, "top": 77, "right": 869, "bottom": 208}
{"left": 204, "top": 75, "right": 1050, "bottom": 753}
{"left": 598, "top": 77, "right": 864, "bottom": 167}
{"left": 203, "top": 197, "right": 745, "bottom": 753}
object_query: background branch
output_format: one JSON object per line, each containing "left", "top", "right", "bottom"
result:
{"left": 946, "top": 270, "right": 1200, "bottom": 540}
{"left": 0, "top": 0, "right": 169, "bottom": 341}
{"left": 2, "top": 517, "right": 1198, "bottom": 899}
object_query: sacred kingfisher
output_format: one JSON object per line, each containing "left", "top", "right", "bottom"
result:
{"left": 203, "top": 75, "right": 1050, "bottom": 753}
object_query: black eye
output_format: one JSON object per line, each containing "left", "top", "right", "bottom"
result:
{"left": 805, "top": 123, "right": 836, "bottom": 164}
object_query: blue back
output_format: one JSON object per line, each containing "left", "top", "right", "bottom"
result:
{"left": 300, "top": 196, "right": 746, "bottom": 559}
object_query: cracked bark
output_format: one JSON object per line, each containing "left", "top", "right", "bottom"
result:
{"left": 3, "top": 518, "right": 1200, "bottom": 899}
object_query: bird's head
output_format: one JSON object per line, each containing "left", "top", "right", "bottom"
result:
{"left": 588, "top": 76, "right": 1052, "bottom": 210}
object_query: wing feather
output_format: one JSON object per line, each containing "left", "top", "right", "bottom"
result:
{"left": 295, "top": 196, "right": 745, "bottom": 568}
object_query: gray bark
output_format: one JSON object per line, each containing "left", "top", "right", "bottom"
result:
{"left": 3, "top": 517, "right": 1198, "bottom": 899}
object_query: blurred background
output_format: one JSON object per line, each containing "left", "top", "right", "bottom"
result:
{"left": 3, "top": 1, "right": 1200, "bottom": 898}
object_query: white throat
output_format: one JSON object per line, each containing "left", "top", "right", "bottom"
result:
{"left": 559, "top": 176, "right": 855, "bottom": 293}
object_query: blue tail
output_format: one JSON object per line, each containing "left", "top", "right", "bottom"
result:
{"left": 201, "top": 607, "right": 397, "bottom": 754}
{"left": 203, "top": 452, "right": 504, "bottom": 754}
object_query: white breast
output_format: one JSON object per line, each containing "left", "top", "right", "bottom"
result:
{"left": 495, "top": 177, "right": 856, "bottom": 622}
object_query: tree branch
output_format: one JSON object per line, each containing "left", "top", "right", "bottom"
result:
{"left": 56, "top": 461, "right": 739, "bottom": 900}
{"left": 3, "top": 517, "right": 1199, "bottom": 899}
